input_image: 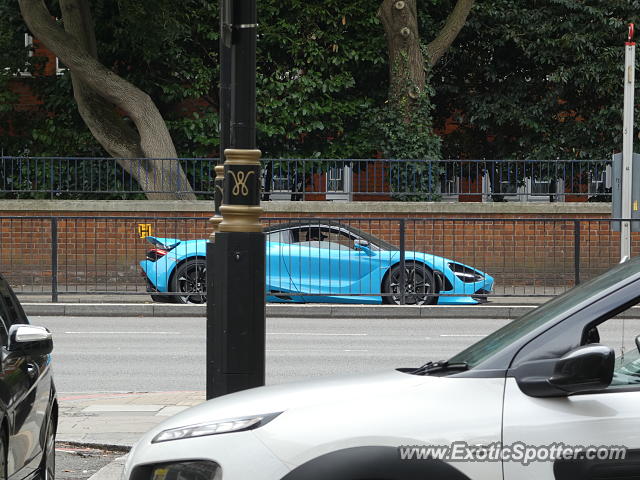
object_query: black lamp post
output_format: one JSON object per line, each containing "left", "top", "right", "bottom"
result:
{"left": 206, "top": 0, "right": 264, "bottom": 399}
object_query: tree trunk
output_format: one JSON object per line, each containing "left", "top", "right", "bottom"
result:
{"left": 378, "top": 0, "right": 425, "bottom": 105}
{"left": 378, "top": 0, "right": 475, "bottom": 103}
{"left": 19, "top": 0, "right": 196, "bottom": 200}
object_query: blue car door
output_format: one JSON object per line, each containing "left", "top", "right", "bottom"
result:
{"left": 266, "top": 241, "right": 298, "bottom": 295}
{"left": 265, "top": 228, "right": 299, "bottom": 297}
{"left": 283, "top": 240, "right": 380, "bottom": 298}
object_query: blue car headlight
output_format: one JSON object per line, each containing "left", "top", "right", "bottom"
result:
{"left": 448, "top": 263, "right": 485, "bottom": 283}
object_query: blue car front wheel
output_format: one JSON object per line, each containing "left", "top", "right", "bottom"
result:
{"left": 383, "top": 261, "right": 438, "bottom": 305}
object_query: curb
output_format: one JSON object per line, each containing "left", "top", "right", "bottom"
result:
{"left": 24, "top": 303, "right": 541, "bottom": 318}
{"left": 24, "top": 302, "right": 640, "bottom": 319}
{"left": 57, "top": 440, "right": 131, "bottom": 453}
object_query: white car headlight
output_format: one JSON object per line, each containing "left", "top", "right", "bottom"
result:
{"left": 152, "top": 413, "right": 281, "bottom": 443}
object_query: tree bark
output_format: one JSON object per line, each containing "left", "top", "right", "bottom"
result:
{"left": 425, "top": 0, "right": 475, "bottom": 67}
{"left": 378, "top": 0, "right": 475, "bottom": 104}
{"left": 378, "top": 0, "right": 425, "bottom": 104}
{"left": 19, "top": 0, "right": 196, "bottom": 200}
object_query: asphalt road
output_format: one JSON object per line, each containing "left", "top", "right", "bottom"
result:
{"left": 33, "top": 315, "right": 640, "bottom": 393}
{"left": 56, "top": 444, "right": 122, "bottom": 480}
{"left": 33, "top": 315, "right": 512, "bottom": 393}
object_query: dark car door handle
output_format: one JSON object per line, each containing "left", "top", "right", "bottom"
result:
{"left": 25, "top": 363, "right": 38, "bottom": 379}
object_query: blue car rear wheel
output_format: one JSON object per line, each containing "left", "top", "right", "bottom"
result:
{"left": 172, "top": 258, "right": 207, "bottom": 304}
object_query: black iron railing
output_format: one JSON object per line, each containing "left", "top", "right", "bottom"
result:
{"left": 0, "top": 157, "right": 611, "bottom": 201}
{"left": 0, "top": 216, "right": 633, "bottom": 303}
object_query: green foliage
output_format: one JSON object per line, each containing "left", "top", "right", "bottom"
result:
{"left": 1, "top": 0, "right": 397, "bottom": 161}
{"left": 433, "top": 0, "right": 640, "bottom": 160}
{"left": 363, "top": 60, "right": 442, "bottom": 200}
{"left": 7, "top": 0, "right": 636, "bottom": 201}
{"left": 255, "top": 1, "right": 389, "bottom": 158}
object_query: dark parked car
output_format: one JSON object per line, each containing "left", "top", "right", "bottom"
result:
{"left": 0, "top": 273, "right": 57, "bottom": 480}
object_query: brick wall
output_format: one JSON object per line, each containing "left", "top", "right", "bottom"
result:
{"left": 0, "top": 201, "right": 628, "bottom": 297}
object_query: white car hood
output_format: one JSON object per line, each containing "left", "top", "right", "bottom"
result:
{"left": 146, "top": 370, "right": 427, "bottom": 435}
{"left": 129, "top": 370, "right": 505, "bottom": 480}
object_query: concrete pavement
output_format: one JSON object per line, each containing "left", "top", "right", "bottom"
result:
{"left": 58, "top": 391, "right": 205, "bottom": 449}
{"left": 58, "top": 391, "right": 206, "bottom": 480}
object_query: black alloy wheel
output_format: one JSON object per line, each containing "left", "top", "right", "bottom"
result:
{"left": 383, "top": 261, "right": 437, "bottom": 305}
{"left": 172, "top": 258, "right": 207, "bottom": 304}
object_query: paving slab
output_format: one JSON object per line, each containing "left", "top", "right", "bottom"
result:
{"left": 88, "top": 456, "right": 127, "bottom": 480}
{"left": 82, "top": 404, "right": 165, "bottom": 413}
{"left": 58, "top": 391, "right": 206, "bottom": 449}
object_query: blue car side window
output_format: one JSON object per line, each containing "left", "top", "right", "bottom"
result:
{"left": 297, "top": 241, "right": 351, "bottom": 251}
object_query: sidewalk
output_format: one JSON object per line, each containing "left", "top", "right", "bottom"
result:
{"left": 59, "top": 391, "right": 207, "bottom": 480}
{"left": 58, "top": 391, "right": 205, "bottom": 449}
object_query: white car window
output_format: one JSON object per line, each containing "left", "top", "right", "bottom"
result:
{"left": 267, "top": 230, "right": 292, "bottom": 243}
{"left": 296, "top": 241, "right": 351, "bottom": 251}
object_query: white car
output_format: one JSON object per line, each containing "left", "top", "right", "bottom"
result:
{"left": 124, "top": 258, "right": 640, "bottom": 480}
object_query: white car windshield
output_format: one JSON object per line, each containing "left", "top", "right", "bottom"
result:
{"left": 448, "top": 257, "right": 640, "bottom": 369}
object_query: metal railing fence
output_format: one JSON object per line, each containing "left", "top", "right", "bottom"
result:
{"left": 0, "top": 216, "right": 632, "bottom": 303}
{"left": 0, "top": 157, "right": 611, "bottom": 201}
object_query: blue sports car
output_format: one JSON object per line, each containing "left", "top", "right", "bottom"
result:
{"left": 140, "top": 222, "right": 494, "bottom": 305}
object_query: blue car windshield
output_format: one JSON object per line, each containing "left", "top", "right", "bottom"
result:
{"left": 448, "top": 257, "right": 640, "bottom": 369}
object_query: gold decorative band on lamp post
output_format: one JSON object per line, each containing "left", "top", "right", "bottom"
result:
{"left": 208, "top": 165, "right": 226, "bottom": 241}
{"left": 218, "top": 149, "right": 263, "bottom": 233}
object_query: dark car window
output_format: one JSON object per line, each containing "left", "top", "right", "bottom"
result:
{"left": 265, "top": 222, "right": 397, "bottom": 251}
{"left": 0, "top": 303, "right": 8, "bottom": 346}
{"left": 322, "top": 229, "right": 358, "bottom": 250}
{"left": 449, "top": 258, "right": 640, "bottom": 369}
{"left": 0, "top": 287, "right": 11, "bottom": 346}
{"left": 0, "top": 277, "right": 28, "bottom": 326}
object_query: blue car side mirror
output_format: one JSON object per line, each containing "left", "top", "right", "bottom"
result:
{"left": 354, "top": 240, "right": 375, "bottom": 256}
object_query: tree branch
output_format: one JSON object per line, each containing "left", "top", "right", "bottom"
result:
{"left": 18, "top": 0, "right": 178, "bottom": 159}
{"left": 19, "top": 0, "right": 197, "bottom": 199}
{"left": 425, "top": 0, "right": 475, "bottom": 66}
{"left": 59, "top": 0, "right": 144, "bottom": 159}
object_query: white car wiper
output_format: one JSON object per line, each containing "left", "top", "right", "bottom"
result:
{"left": 411, "top": 360, "right": 469, "bottom": 376}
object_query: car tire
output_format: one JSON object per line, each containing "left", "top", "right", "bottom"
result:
{"left": 150, "top": 294, "right": 178, "bottom": 304}
{"left": 38, "top": 415, "right": 55, "bottom": 480}
{"left": 382, "top": 262, "right": 437, "bottom": 305}
{"left": 0, "top": 427, "right": 6, "bottom": 480}
{"left": 171, "top": 258, "right": 207, "bottom": 304}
